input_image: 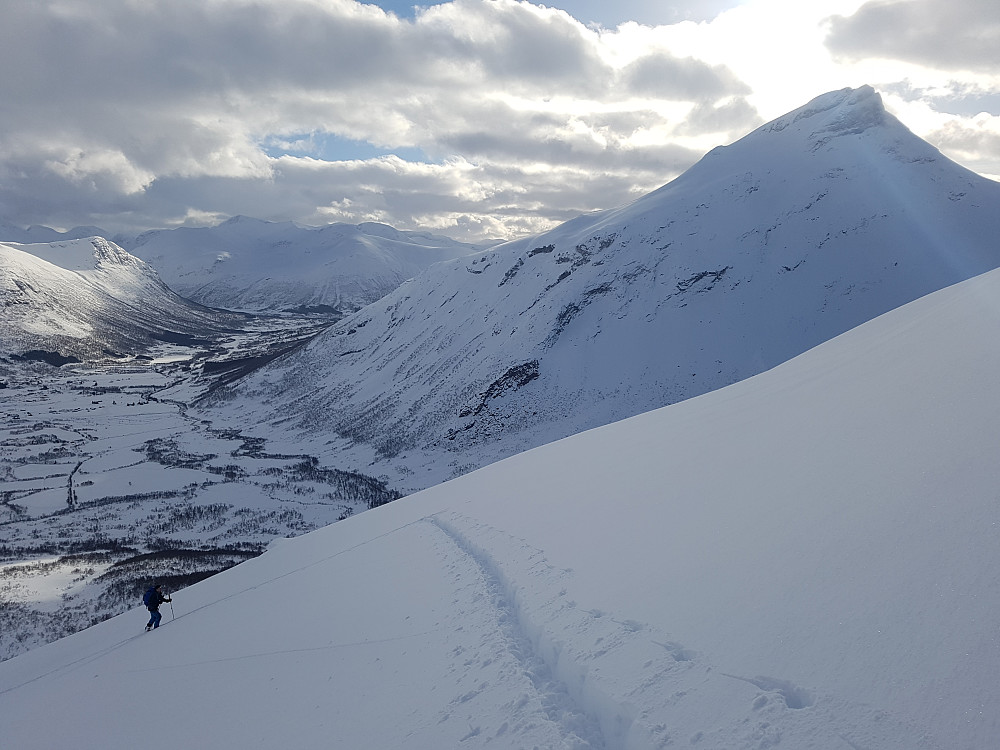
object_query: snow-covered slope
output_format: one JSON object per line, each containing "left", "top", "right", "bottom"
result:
{"left": 0, "top": 237, "right": 244, "bottom": 361}
{"left": 122, "top": 217, "right": 486, "bottom": 313}
{"left": 208, "top": 86, "right": 1000, "bottom": 488}
{"left": 4, "top": 264, "right": 1000, "bottom": 750}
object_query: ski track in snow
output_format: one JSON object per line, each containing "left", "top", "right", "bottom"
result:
{"left": 427, "top": 515, "right": 611, "bottom": 749}
{"left": 425, "top": 512, "right": 943, "bottom": 750}
{"left": 0, "top": 504, "right": 949, "bottom": 749}
{"left": 429, "top": 512, "right": 684, "bottom": 749}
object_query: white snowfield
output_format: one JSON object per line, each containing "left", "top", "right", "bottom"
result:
{"left": 3, "top": 263, "right": 999, "bottom": 750}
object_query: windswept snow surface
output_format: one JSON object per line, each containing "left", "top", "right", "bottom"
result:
{"left": 207, "top": 87, "right": 1000, "bottom": 490}
{"left": 4, "top": 266, "right": 1000, "bottom": 749}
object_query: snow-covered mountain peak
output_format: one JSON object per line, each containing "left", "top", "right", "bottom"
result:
{"left": 220, "top": 214, "right": 261, "bottom": 226}
{"left": 767, "top": 85, "right": 886, "bottom": 138}
{"left": 207, "top": 87, "right": 1000, "bottom": 491}
{"left": 120, "top": 218, "right": 485, "bottom": 313}
{"left": 640, "top": 85, "right": 940, "bottom": 213}
{"left": 12, "top": 236, "right": 161, "bottom": 295}
{"left": 0, "top": 238, "right": 244, "bottom": 361}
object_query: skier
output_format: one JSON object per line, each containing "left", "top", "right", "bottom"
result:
{"left": 143, "top": 584, "right": 172, "bottom": 631}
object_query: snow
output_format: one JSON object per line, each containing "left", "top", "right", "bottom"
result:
{"left": 205, "top": 86, "right": 1000, "bottom": 495}
{"left": 0, "top": 557, "right": 112, "bottom": 608}
{"left": 0, "top": 355, "right": 397, "bottom": 658}
{"left": 11, "top": 237, "right": 106, "bottom": 272}
{"left": 0, "top": 237, "right": 247, "bottom": 361}
{"left": 0, "top": 219, "right": 488, "bottom": 315}
{"left": 3, "top": 264, "right": 1000, "bottom": 749}
{"left": 120, "top": 217, "right": 487, "bottom": 312}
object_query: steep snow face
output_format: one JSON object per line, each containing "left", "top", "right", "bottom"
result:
{"left": 0, "top": 237, "right": 244, "bottom": 361}
{"left": 208, "top": 87, "right": 1000, "bottom": 488}
{"left": 122, "top": 217, "right": 487, "bottom": 312}
{"left": 4, "top": 266, "right": 1000, "bottom": 750}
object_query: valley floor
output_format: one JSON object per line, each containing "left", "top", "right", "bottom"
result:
{"left": 0, "top": 315, "right": 398, "bottom": 661}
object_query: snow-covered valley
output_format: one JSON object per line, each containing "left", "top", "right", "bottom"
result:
{"left": 3, "top": 260, "right": 999, "bottom": 750}
{"left": 0, "top": 317, "right": 399, "bottom": 660}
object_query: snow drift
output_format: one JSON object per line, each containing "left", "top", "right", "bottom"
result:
{"left": 3, "top": 257, "right": 999, "bottom": 750}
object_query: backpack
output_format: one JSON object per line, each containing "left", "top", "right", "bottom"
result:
{"left": 143, "top": 587, "right": 155, "bottom": 608}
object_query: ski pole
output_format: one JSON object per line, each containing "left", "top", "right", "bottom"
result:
{"left": 169, "top": 590, "right": 175, "bottom": 620}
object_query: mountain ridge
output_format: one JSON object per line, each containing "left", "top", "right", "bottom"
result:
{"left": 205, "top": 86, "right": 1000, "bottom": 489}
{"left": 0, "top": 237, "right": 246, "bottom": 362}
{"left": 121, "top": 218, "right": 487, "bottom": 313}
{"left": 0, "top": 217, "right": 488, "bottom": 315}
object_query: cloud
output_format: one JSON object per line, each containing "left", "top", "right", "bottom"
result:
{"left": 0, "top": 0, "right": 757, "bottom": 240}
{"left": 825, "top": 0, "right": 1000, "bottom": 72}
{"left": 619, "top": 52, "right": 749, "bottom": 100}
{"left": 868, "top": 79, "right": 1000, "bottom": 179}
{"left": 924, "top": 117, "right": 1000, "bottom": 177}
{"left": 516, "top": 0, "right": 748, "bottom": 28}
{"left": 122, "top": 143, "right": 704, "bottom": 243}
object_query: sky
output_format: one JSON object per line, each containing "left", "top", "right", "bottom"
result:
{"left": 1, "top": 0, "right": 998, "bottom": 242}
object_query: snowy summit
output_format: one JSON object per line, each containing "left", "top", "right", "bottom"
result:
{"left": 0, "top": 236, "right": 244, "bottom": 362}
{"left": 206, "top": 86, "right": 1000, "bottom": 491}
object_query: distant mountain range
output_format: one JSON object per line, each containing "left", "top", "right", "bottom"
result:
{"left": 204, "top": 86, "right": 1000, "bottom": 489}
{"left": 0, "top": 222, "right": 109, "bottom": 245}
{"left": 0, "top": 237, "right": 245, "bottom": 363}
{"left": 120, "top": 218, "right": 487, "bottom": 313}
{"left": 0, "top": 218, "right": 487, "bottom": 315}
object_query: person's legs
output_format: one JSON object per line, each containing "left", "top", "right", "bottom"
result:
{"left": 146, "top": 611, "right": 156, "bottom": 629}
{"left": 152, "top": 610, "right": 162, "bottom": 628}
